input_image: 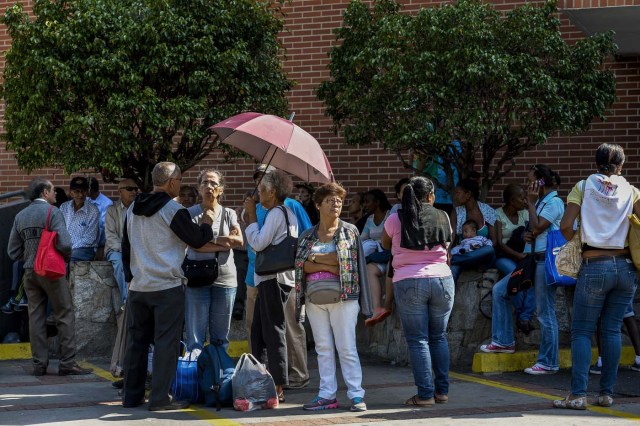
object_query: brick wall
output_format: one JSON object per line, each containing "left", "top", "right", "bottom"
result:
{"left": 0, "top": 0, "right": 638, "bottom": 211}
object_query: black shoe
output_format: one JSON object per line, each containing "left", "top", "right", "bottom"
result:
{"left": 34, "top": 367, "right": 47, "bottom": 376}
{"left": 122, "top": 397, "right": 145, "bottom": 408}
{"left": 112, "top": 378, "right": 124, "bottom": 389}
{"left": 148, "top": 400, "right": 190, "bottom": 411}
{"left": 58, "top": 364, "right": 93, "bottom": 376}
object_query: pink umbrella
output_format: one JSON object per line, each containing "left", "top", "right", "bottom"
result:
{"left": 210, "top": 112, "right": 334, "bottom": 183}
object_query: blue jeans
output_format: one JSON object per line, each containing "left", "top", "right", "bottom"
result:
{"left": 185, "top": 285, "right": 237, "bottom": 351}
{"left": 533, "top": 259, "right": 559, "bottom": 370}
{"left": 491, "top": 258, "right": 536, "bottom": 346}
{"left": 106, "top": 251, "right": 126, "bottom": 303}
{"left": 393, "top": 276, "right": 455, "bottom": 399}
{"left": 571, "top": 257, "right": 637, "bottom": 397}
{"left": 450, "top": 245, "right": 495, "bottom": 281}
{"left": 71, "top": 247, "right": 95, "bottom": 262}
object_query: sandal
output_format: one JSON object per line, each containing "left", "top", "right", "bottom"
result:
{"left": 435, "top": 394, "right": 448, "bottom": 404}
{"left": 552, "top": 396, "right": 587, "bottom": 410}
{"left": 277, "top": 391, "right": 285, "bottom": 404}
{"left": 404, "top": 395, "right": 435, "bottom": 407}
{"left": 365, "top": 308, "right": 392, "bottom": 327}
{"left": 595, "top": 395, "right": 613, "bottom": 407}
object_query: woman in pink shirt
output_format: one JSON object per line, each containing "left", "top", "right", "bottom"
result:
{"left": 381, "top": 176, "right": 454, "bottom": 406}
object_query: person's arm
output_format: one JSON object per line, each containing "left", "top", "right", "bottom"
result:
{"left": 169, "top": 208, "right": 214, "bottom": 249}
{"left": 245, "top": 208, "right": 285, "bottom": 252}
{"left": 487, "top": 223, "right": 497, "bottom": 246}
{"left": 122, "top": 216, "right": 132, "bottom": 282}
{"left": 560, "top": 203, "right": 580, "bottom": 241}
{"left": 51, "top": 211, "right": 72, "bottom": 257}
{"left": 7, "top": 222, "right": 23, "bottom": 261}
{"left": 104, "top": 205, "right": 121, "bottom": 253}
{"left": 192, "top": 225, "right": 244, "bottom": 252}
{"left": 381, "top": 228, "right": 392, "bottom": 250}
{"left": 87, "top": 206, "right": 100, "bottom": 248}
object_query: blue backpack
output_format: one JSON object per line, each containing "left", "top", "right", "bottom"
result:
{"left": 197, "top": 342, "right": 235, "bottom": 410}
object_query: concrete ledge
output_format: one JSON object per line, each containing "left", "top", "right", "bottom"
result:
{"left": 472, "top": 345, "right": 637, "bottom": 373}
{"left": 0, "top": 340, "right": 250, "bottom": 361}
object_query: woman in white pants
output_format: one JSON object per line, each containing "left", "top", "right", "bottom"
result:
{"left": 294, "top": 183, "right": 373, "bottom": 412}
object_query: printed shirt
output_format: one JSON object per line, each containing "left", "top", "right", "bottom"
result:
{"left": 455, "top": 202, "right": 496, "bottom": 238}
{"left": 60, "top": 200, "right": 100, "bottom": 249}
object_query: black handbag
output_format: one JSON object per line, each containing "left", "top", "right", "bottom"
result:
{"left": 255, "top": 206, "right": 298, "bottom": 276}
{"left": 182, "top": 208, "right": 226, "bottom": 287}
{"left": 507, "top": 243, "right": 536, "bottom": 295}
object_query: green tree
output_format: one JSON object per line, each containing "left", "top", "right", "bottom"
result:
{"left": 318, "top": 0, "right": 617, "bottom": 198}
{"left": 1, "top": 0, "right": 292, "bottom": 189}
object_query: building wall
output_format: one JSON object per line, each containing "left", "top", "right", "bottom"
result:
{"left": 0, "top": 0, "right": 638, "bottom": 210}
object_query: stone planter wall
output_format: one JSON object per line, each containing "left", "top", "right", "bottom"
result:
{"left": 356, "top": 270, "right": 580, "bottom": 368}
{"left": 69, "top": 261, "right": 120, "bottom": 357}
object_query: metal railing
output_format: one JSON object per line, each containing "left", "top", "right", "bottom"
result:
{"left": 0, "top": 190, "right": 27, "bottom": 202}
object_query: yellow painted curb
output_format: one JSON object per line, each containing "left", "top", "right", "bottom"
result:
{"left": 0, "top": 342, "right": 32, "bottom": 360}
{"left": 472, "top": 345, "right": 637, "bottom": 373}
{"left": 0, "top": 340, "right": 249, "bottom": 362}
{"left": 451, "top": 371, "right": 640, "bottom": 420}
{"left": 227, "top": 340, "right": 249, "bottom": 358}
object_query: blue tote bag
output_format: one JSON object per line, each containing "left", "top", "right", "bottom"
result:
{"left": 545, "top": 229, "right": 577, "bottom": 286}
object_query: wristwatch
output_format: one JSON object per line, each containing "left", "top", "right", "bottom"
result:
{"left": 310, "top": 253, "right": 317, "bottom": 263}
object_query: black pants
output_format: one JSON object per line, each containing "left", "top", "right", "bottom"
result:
{"left": 251, "top": 279, "right": 290, "bottom": 386}
{"left": 233, "top": 249, "right": 248, "bottom": 309}
{"left": 123, "top": 286, "right": 184, "bottom": 407}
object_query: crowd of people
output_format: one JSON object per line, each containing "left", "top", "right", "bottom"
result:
{"left": 5, "top": 143, "right": 639, "bottom": 413}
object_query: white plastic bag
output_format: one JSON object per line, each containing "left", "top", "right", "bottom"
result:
{"left": 231, "top": 353, "right": 278, "bottom": 411}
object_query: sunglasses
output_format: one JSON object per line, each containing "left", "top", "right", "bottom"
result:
{"left": 120, "top": 187, "right": 139, "bottom": 192}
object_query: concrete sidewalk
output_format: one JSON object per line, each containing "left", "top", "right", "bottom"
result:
{"left": 0, "top": 352, "right": 639, "bottom": 426}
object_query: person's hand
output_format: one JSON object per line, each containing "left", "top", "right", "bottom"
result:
{"left": 328, "top": 265, "right": 340, "bottom": 276}
{"left": 243, "top": 196, "right": 257, "bottom": 223}
{"left": 516, "top": 252, "right": 527, "bottom": 261}
{"left": 201, "top": 208, "right": 215, "bottom": 225}
{"left": 527, "top": 181, "right": 540, "bottom": 204}
{"left": 523, "top": 231, "right": 534, "bottom": 243}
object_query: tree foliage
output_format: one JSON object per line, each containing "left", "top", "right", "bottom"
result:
{"left": 318, "top": 0, "right": 617, "bottom": 198}
{"left": 1, "top": 0, "right": 292, "bottom": 188}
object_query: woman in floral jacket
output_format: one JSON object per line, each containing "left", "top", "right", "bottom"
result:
{"left": 294, "top": 182, "right": 372, "bottom": 413}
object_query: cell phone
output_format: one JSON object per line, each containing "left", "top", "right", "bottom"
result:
{"left": 536, "top": 179, "right": 545, "bottom": 187}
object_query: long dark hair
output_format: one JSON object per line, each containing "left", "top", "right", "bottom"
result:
{"left": 401, "top": 176, "right": 435, "bottom": 228}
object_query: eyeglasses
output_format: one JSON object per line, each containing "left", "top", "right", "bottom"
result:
{"left": 120, "top": 187, "right": 139, "bottom": 192}
{"left": 200, "top": 180, "right": 221, "bottom": 188}
{"left": 323, "top": 198, "right": 343, "bottom": 205}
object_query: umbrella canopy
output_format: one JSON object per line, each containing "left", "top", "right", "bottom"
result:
{"left": 210, "top": 112, "right": 334, "bottom": 183}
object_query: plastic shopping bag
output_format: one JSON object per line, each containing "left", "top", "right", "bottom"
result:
{"left": 231, "top": 353, "right": 278, "bottom": 411}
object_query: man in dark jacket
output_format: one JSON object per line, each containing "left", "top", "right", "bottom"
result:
{"left": 7, "top": 177, "right": 92, "bottom": 377}
{"left": 121, "top": 162, "right": 214, "bottom": 411}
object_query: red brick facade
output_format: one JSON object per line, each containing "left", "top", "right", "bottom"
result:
{"left": 0, "top": 0, "right": 638, "bottom": 210}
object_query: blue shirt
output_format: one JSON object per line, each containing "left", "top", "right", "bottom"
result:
{"left": 245, "top": 197, "right": 311, "bottom": 286}
{"left": 60, "top": 200, "right": 100, "bottom": 249}
{"left": 524, "top": 191, "right": 565, "bottom": 253}
{"left": 87, "top": 193, "right": 113, "bottom": 247}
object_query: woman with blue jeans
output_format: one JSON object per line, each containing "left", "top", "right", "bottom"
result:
{"left": 185, "top": 170, "right": 243, "bottom": 351}
{"left": 554, "top": 144, "right": 639, "bottom": 410}
{"left": 381, "top": 176, "right": 454, "bottom": 406}
{"left": 481, "top": 165, "right": 564, "bottom": 376}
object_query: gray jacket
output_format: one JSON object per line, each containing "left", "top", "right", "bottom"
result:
{"left": 8, "top": 199, "right": 72, "bottom": 268}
